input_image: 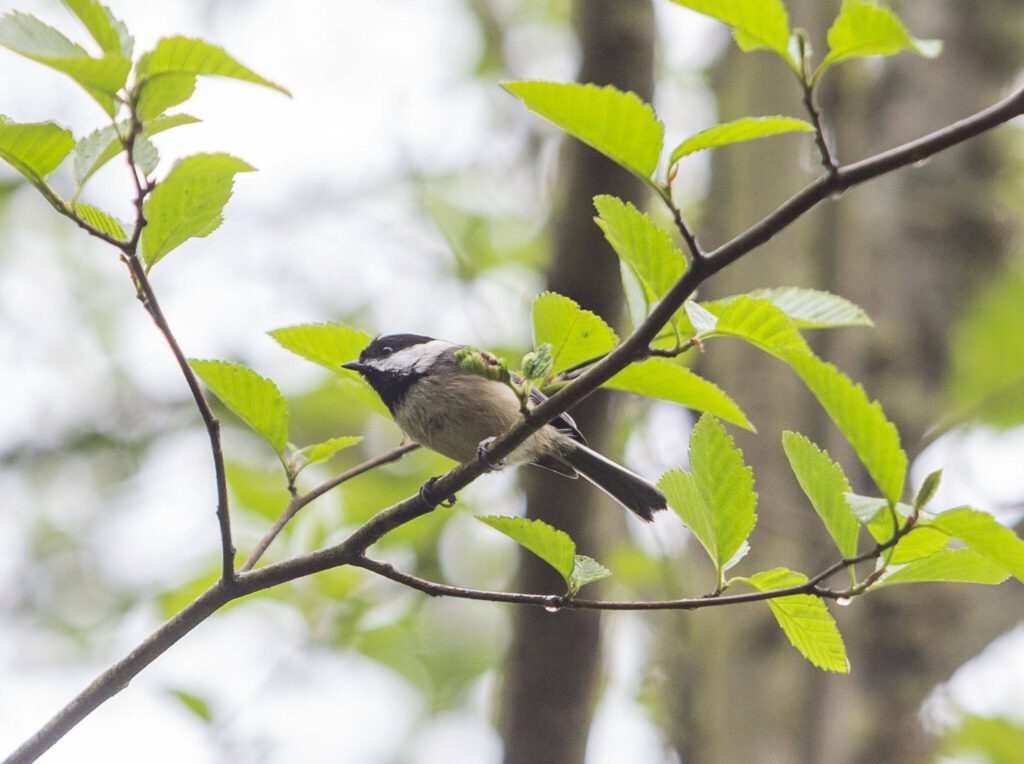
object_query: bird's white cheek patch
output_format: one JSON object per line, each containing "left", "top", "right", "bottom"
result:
{"left": 373, "top": 340, "right": 453, "bottom": 373}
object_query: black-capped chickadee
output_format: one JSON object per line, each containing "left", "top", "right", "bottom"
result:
{"left": 342, "top": 334, "right": 667, "bottom": 521}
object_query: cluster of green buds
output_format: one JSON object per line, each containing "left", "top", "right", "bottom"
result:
{"left": 455, "top": 346, "right": 513, "bottom": 385}
{"left": 521, "top": 343, "right": 554, "bottom": 383}
{"left": 455, "top": 343, "right": 557, "bottom": 413}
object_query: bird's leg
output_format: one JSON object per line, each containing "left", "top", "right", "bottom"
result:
{"left": 419, "top": 477, "right": 456, "bottom": 508}
{"left": 476, "top": 437, "right": 507, "bottom": 471}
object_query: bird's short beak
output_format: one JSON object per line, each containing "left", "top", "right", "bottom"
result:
{"left": 341, "top": 360, "right": 366, "bottom": 374}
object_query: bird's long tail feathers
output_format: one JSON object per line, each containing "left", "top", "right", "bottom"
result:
{"left": 561, "top": 442, "right": 667, "bottom": 522}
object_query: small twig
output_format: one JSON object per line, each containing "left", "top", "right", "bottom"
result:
{"left": 802, "top": 82, "right": 838, "bottom": 176}
{"left": 241, "top": 442, "right": 420, "bottom": 571}
{"left": 653, "top": 183, "right": 703, "bottom": 259}
{"left": 797, "top": 33, "right": 839, "bottom": 176}
{"left": 550, "top": 331, "right": 685, "bottom": 384}
{"left": 646, "top": 337, "right": 700, "bottom": 359}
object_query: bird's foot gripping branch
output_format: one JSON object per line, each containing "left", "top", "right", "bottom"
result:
{"left": 3, "top": 1, "right": 1024, "bottom": 762}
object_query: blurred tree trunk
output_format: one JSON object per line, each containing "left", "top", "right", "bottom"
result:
{"left": 499, "top": 2, "right": 654, "bottom": 763}
{"left": 658, "top": 2, "right": 1024, "bottom": 763}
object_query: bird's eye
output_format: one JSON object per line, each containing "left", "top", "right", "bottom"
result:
{"left": 382, "top": 346, "right": 393, "bottom": 355}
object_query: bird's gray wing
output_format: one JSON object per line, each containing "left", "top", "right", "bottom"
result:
{"left": 512, "top": 374, "right": 585, "bottom": 445}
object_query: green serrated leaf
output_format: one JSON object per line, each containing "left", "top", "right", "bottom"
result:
{"left": 60, "top": 0, "right": 133, "bottom": 57}
{"left": 846, "top": 492, "right": 916, "bottom": 552}
{"left": 689, "top": 415, "right": 757, "bottom": 571}
{"left": 817, "top": 0, "right": 942, "bottom": 78}
{"left": 660, "top": 415, "right": 757, "bottom": 580}
{"left": 189, "top": 359, "right": 289, "bottom": 454}
{"left": 0, "top": 11, "right": 130, "bottom": 115}
{"left": 929, "top": 507, "right": 1024, "bottom": 583}
{"left": 72, "top": 125, "right": 116, "bottom": 187}
{"left": 667, "top": 0, "right": 793, "bottom": 63}
{"left": 708, "top": 297, "right": 906, "bottom": 503}
{"left": 684, "top": 300, "right": 718, "bottom": 335}
{"left": 844, "top": 492, "right": 890, "bottom": 524}
{"left": 741, "top": 568, "right": 849, "bottom": 673}
{"left": 708, "top": 296, "right": 812, "bottom": 358}
{"left": 0, "top": 115, "right": 75, "bottom": 191}
{"left": 269, "top": 324, "right": 390, "bottom": 419}
{"left": 660, "top": 470, "right": 714, "bottom": 561}
{"left": 884, "top": 526, "right": 949, "bottom": 564}
{"left": 531, "top": 292, "right": 617, "bottom": 374}
{"left": 0, "top": 11, "right": 81, "bottom": 58}
{"left": 71, "top": 202, "right": 126, "bottom": 240}
{"left": 300, "top": 435, "right": 363, "bottom": 468}
{"left": 791, "top": 355, "right": 907, "bottom": 505}
{"left": 914, "top": 469, "right": 942, "bottom": 511}
{"left": 593, "top": 195, "right": 686, "bottom": 310}
{"left": 782, "top": 432, "right": 859, "bottom": 558}
{"left": 504, "top": 81, "right": 663, "bottom": 179}
{"left": 136, "top": 72, "right": 197, "bottom": 121}
{"left": 133, "top": 134, "right": 158, "bottom": 176}
{"left": 145, "top": 113, "right": 202, "bottom": 134}
{"left": 713, "top": 287, "right": 873, "bottom": 329}
{"left": 606, "top": 359, "right": 753, "bottom": 431}
{"left": 72, "top": 114, "right": 200, "bottom": 192}
{"left": 136, "top": 36, "right": 291, "bottom": 95}
{"left": 141, "top": 153, "right": 255, "bottom": 269}
{"left": 882, "top": 549, "right": 1010, "bottom": 586}
{"left": 848, "top": 494, "right": 918, "bottom": 555}
{"left": 477, "top": 515, "right": 576, "bottom": 585}
{"left": 270, "top": 323, "right": 372, "bottom": 371}
{"left": 670, "top": 116, "right": 813, "bottom": 165}
{"left": 569, "top": 555, "right": 612, "bottom": 595}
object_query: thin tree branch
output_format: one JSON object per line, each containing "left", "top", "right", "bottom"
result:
{"left": 55, "top": 202, "right": 131, "bottom": 249}
{"left": 352, "top": 557, "right": 829, "bottom": 609}
{"left": 10, "top": 82, "right": 1024, "bottom": 764}
{"left": 349, "top": 517, "right": 914, "bottom": 610}
{"left": 241, "top": 442, "right": 420, "bottom": 571}
{"left": 114, "top": 110, "right": 237, "bottom": 582}
{"left": 124, "top": 254, "right": 236, "bottom": 581}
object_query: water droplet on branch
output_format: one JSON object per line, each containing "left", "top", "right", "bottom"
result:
{"left": 543, "top": 595, "right": 562, "bottom": 613}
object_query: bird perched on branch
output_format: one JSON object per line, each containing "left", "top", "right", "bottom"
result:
{"left": 342, "top": 333, "right": 667, "bottom": 520}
